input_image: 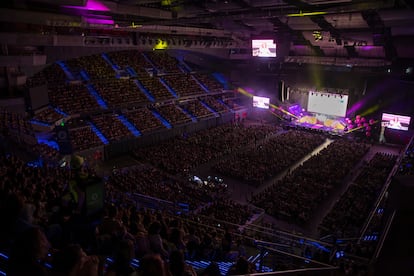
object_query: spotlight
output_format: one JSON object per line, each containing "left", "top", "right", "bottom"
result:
{"left": 313, "top": 31, "right": 323, "bottom": 41}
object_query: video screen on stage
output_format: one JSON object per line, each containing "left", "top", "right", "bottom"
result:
{"left": 381, "top": 113, "right": 410, "bottom": 131}
{"left": 307, "top": 91, "right": 349, "bottom": 117}
{"left": 253, "top": 96, "right": 270, "bottom": 109}
{"left": 252, "top": 39, "right": 276, "bottom": 57}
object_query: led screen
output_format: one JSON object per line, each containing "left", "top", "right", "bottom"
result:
{"left": 253, "top": 96, "right": 270, "bottom": 109}
{"left": 307, "top": 91, "right": 348, "bottom": 117}
{"left": 252, "top": 39, "right": 277, "bottom": 57}
{"left": 381, "top": 113, "right": 410, "bottom": 131}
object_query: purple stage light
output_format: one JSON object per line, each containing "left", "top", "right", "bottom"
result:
{"left": 346, "top": 101, "right": 363, "bottom": 117}
{"left": 85, "top": 17, "right": 114, "bottom": 25}
{"left": 63, "top": 0, "right": 109, "bottom": 11}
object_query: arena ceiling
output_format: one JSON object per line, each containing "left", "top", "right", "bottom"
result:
{"left": 111, "top": 0, "right": 414, "bottom": 60}
{"left": 1, "top": 0, "right": 414, "bottom": 61}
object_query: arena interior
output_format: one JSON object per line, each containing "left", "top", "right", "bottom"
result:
{"left": 1, "top": 0, "right": 414, "bottom": 275}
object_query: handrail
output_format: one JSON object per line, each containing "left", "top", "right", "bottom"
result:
{"left": 254, "top": 244, "right": 334, "bottom": 268}
{"left": 247, "top": 266, "right": 339, "bottom": 275}
{"left": 372, "top": 209, "right": 396, "bottom": 262}
{"left": 243, "top": 223, "right": 333, "bottom": 247}
{"left": 359, "top": 136, "right": 414, "bottom": 242}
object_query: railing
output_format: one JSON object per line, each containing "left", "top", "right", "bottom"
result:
{"left": 249, "top": 266, "right": 339, "bottom": 275}
{"left": 126, "top": 192, "right": 189, "bottom": 214}
{"left": 359, "top": 136, "right": 413, "bottom": 244}
{"left": 368, "top": 134, "right": 414, "bottom": 262}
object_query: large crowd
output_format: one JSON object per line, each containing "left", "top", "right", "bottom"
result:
{"left": 32, "top": 107, "right": 65, "bottom": 125}
{"left": 69, "top": 125, "right": 104, "bottom": 151}
{"left": 201, "top": 96, "right": 229, "bottom": 114}
{"left": 155, "top": 104, "right": 192, "bottom": 126}
{"left": 139, "top": 76, "right": 176, "bottom": 101}
{"left": 193, "top": 74, "right": 223, "bottom": 92}
{"left": 0, "top": 116, "right": 402, "bottom": 275}
{"left": 124, "top": 107, "right": 166, "bottom": 134}
{"left": 7, "top": 49, "right": 405, "bottom": 274}
{"left": 251, "top": 140, "right": 371, "bottom": 225}
{"left": 0, "top": 151, "right": 259, "bottom": 276}
{"left": 179, "top": 100, "right": 215, "bottom": 119}
{"left": 145, "top": 51, "right": 182, "bottom": 74}
{"left": 162, "top": 74, "right": 206, "bottom": 98}
{"left": 91, "top": 114, "right": 135, "bottom": 142}
{"left": 91, "top": 79, "right": 150, "bottom": 107}
{"left": 213, "top": 131, "right": 325, "bottom": 185}
{"left": 320, "top": 152, "right": 397, "bottom": 238}
{"left": 65, "top": 54, "right": 114, "bottom": 80}
{"left": 133, "top": 124, "right": 280, "bottom": 175}
{"left": 48, "top": 83, "right": 102, "bottom": 114}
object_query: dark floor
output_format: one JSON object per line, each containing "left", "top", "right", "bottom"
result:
{"left": 373, "top": 209, "right": 414, "bottom": 276}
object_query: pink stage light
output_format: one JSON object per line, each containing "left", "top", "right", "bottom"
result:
{"left": 63, "top": 0, "right": 110, "bottom": 11}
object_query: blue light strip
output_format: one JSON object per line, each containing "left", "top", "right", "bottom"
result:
{"left": 126, "top": 66, "right": 138, "bottom": 78}
{"left": 150, "top": 109, "right": 172, "bottom": 129}
{"left": 199, "top": 100, "right": 219, "bottom": 117}
{"left": 86, "top": 84, "right": 108, "bottom": 109}
{"left": 30, "top": 120, "right": 51, "bottom": 127}
{"left": 179, "top": 106, "right": 197, "bottom": 122}
{"left": 101, "top": 53, "right": 120, "bottom": 71}
{"left": 181, "top": 61, "right": 192, "bottom": 72}
{"left": 37, "top": 137, "right": 60, "bottom": 150}
{"left": 80, "top": 70, "right": 90, "bottom": 82}
{"left": 216, "top": 98, "right": 232, "bottom": 110}
{"left": 212, "top": 72, "right": 229, "bottom": 89}
{"left": 177, "top": 64, "right": 188, "bottom": 73}
{"left": 159, "top": 78, "right": 178, "bottom": 98}
{"left": 88, "top": 122, "right": 109, "bottom": 145}
{"left": 56, "top": 61, "right": 75, "bottom": 81}
{"left": 132, "top": 79, "right": 155, "bottom": 102}
{"left": 141, "top": 52, "right": 157, "bottom": 68}
{"left": 191, "top": 75, "right": 209, "bottom": 93}
{"left": 52, "top": 106, "right": 68, "bottom": 117}
{"left": 117, "top": 115, "right": 141, "bottom": 137}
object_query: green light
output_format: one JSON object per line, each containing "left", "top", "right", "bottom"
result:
{"left": 153, "top": 39, "right": 168, "bottom": 50}
{"left": 60, "top": 121, "right": 65, "bottom": 126}
{"left": 161, "top": 0, "right": 172, "bottom": 6}
{"left": 287, "top": 11, "right": 327, "bottom": 17}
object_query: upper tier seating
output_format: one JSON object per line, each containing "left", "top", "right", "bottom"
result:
{"left": 124, "top": 107, "right": 165, "bottom": 134}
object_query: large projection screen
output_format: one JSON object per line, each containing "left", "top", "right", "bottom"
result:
{"left": 253, "top": 96, "right": 270, "bottom": 109}
{"left": 382, "top": 113, "right": 411, "bottom": 131}
{"left": 252, "top": 39, "right": 277, "bottom": 57}
{"left": 307, "top": 91, "right": 348, "bottom": 117}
